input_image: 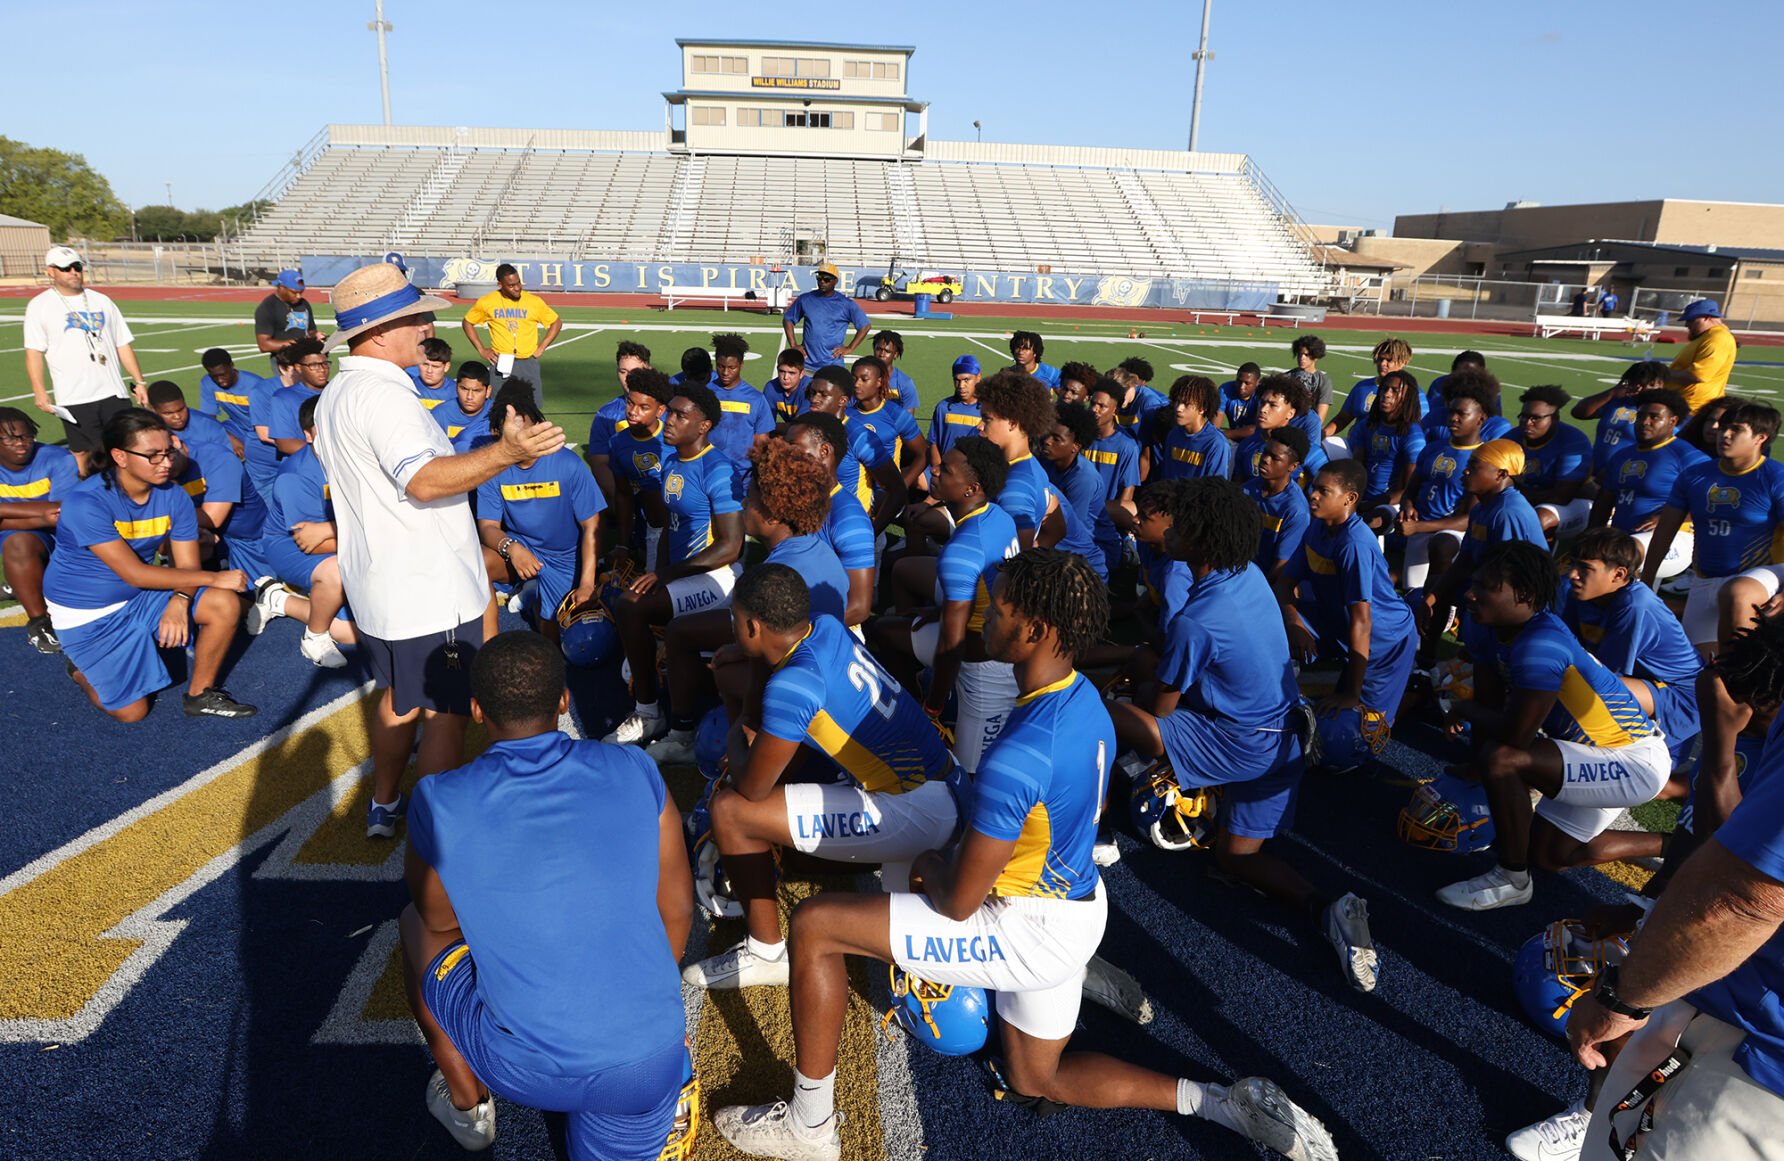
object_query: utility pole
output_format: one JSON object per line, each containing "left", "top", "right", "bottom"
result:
{"left": 1188, "top": 0, "right": 1214, "bottom": 152}
{"left": 369, "top": 0, "right": 394, "bottom": 125}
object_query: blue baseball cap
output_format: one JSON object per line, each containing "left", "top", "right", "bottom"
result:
{"left": 952, "top": 355, "right": 981, "bottom": 375}
{"left": 274, "top": 269, "right": 304, "bottom": 291}
{"left": 1680, "top": 299, "right": 1722, "bottom": 322}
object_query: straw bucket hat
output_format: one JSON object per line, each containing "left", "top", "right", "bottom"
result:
{"left": 323, "top": 262, "right": 451, "bottom": 353}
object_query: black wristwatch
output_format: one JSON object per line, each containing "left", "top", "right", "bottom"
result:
{"left": 1594, "top": 965, "right": 1654, "bottom": 1020}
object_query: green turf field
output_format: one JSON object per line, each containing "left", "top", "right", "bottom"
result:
{"left": 6, "top": 299, "right": 1782, "bottom": 446}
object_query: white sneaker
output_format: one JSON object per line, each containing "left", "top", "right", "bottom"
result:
{"left": 1207, "top": 1077, "right": 1338, "bottom": 1161}
{"left": 1436, "top": 865, "right": 1534, "bottom": 911}
{"left": 683, "top": 939, "right": 790, "bottom": 989}
{"left": 1506, "top": 1100, "right": 1589, "bottom": 1161}
{"left": 712, "top": 1101, "right": 842, "bottom": 1161}
{"left": 1092, "top": 840, "right": 1122, "bottom": 866}
{"left": 299, "top": 630, "right": 348, "bottom": 669}
{"left": 646, "top": 729, "right": 697, "bottom": 767}
{"left": 246, "top": 581, "right": 290, "bottom": 636}
{"left": 1321, "top": 892, "right": 1378, "bottom": 993}
{"left": 603, "top": 711, "right": 667, "bottom": 747}
{"left": 1081, "top": 954, "right": 1153, "bottom": 1024}
{"left": 425, "top": 1069, "right": 495, "bottom": 1151}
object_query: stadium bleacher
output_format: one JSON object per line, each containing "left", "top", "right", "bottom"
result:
{"left": 235, "top": 126, "right": 1331, "bottom": 294}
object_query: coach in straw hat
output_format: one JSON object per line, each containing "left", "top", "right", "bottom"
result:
{"left": 313, "top": 263, "right": 565, "bottom": 840}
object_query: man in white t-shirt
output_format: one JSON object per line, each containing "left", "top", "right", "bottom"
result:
{"left": 313, "top": 263, "right": 565, "bottom": 840}
{"left": 23, "top": 246, "right": 148, "bottom": 475}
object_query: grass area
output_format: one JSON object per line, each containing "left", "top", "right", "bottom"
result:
{"left": 6, "top": 297, "right": 1783, "bottom": 448}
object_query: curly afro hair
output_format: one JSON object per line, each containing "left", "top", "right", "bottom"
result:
{"left": 749, "top": 438, "right": 834, "bottom": 536}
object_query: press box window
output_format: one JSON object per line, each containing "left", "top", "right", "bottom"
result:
{"left": 691, "top": 106, "right": 726, "bottom": 126}
{"left": 869, "top": 112, "right": 900, "bottom": 132}
{"left": 844, "top": 61, "right": 901, "bottom": 79}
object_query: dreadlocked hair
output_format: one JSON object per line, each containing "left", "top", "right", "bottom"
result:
{"left": 1476, "top": 541, "right": 1559, "bottom": 613}
{"left": 1134, "top": 478, "right": 1184, "bottom": 519}
{"left": 1170, "top": 477, "right": 1261, "bottom": 573}
{"left": 0, "top": 406, "right": 39, "bottom": 437}
{"left": 711, "top": 332, "right": 750, "bottom": 362}
{"left": 995, "top": 547, "right": 1109, "bottom": 664}
{"left": 749, "top": 438, "right": 833, "bottom": 535}
{"left": 1368, "top": 369, "right": 1422, "bottom": 433}
{"left": 1713, "top": 613, "right": 1784, "bottom": 711}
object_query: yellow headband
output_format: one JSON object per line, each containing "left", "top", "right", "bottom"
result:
{"left": 1472, "top": 439, "right": 1525, "bottom": 477}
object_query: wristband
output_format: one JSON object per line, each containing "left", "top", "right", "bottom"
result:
{"left": 170, "top": 591, "right": 192, "bottom": 602}
{"left": 1593, "top": 965, "right": 1655, "bottom": 1020}
{"left": 496, "top": 537, "right": 514, "bottom": 561}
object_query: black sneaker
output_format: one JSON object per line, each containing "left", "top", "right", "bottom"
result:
{"left": 183, "top": 687, "right": 258, "bottom": 718}
{"left": 25, "top": 615, "right": 61, "bottom": 655}
{"left": 0, "top": 579, "right": 14, "bottom": 601}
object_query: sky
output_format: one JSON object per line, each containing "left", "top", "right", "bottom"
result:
{"left": 10, "top": 0, "right": 1783, "bottom": 232}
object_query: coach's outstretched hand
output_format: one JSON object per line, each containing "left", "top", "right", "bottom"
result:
{"left": 499, "top": 409, "right": 565, "bottom": 464}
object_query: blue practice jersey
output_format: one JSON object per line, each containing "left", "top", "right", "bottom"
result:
{"left": 928, "top": 397, "right": 982, "bottom": 458}
{"left": 198, "top": 368, "right": 269, "bottom": 441}
{"left": 407, "top": 732, "right": 686, "bottom": 1075}
{"left": 820, "top": 483, "right": 876, "bottom": 572}
{"left": 0, "top": 442, "right": 79, "bottom": 506}
{"left": 764, "top": 375, "right": 808, "bottom": 424}
{"left": 1410, "top": 438, "right": 1481, "bottom": 519}
{"left": 710, "top": 381, "right": 776, "bottom": 465}
{"left": 406, "top": 367, "right": 456, "bottom": 413}
{"left": 838, "top": 418, "right": 893, "bottom": 515}
{"left": 1159, "top": 565, "right": 1300, "bottom": 729}
{"left": 1218, "top": 381, "right": 1257, "bottom": 429}
{"left": 45, "top": 475, "right": 198, "bottom": 610}
{"left": 584, "top": 397, "right": 630, "bottom": 459}
{"left": 1117, "top": 384, "right": 1168, "bottom": 442}
{"left": 1285, "top": 514, "right": 1416, "bottom": 652}
{"left": 1049, "top": 472, "right": 1104, "bottom": 578}
{"left": 973, "top": 672, "right": 1111, "bottom": 901}
{"left": 261, "top": 445, "right": 331, "bottom": 550}
{"left": 661, "top": 444, "right": 741, "bottom": 566}
{"left": 1604, "top": 437, "right": 1711, "bottom": 533}
{"left": 765, "top": 533, "right": 849, "bottom": 623}
{"left": 476, "top": 447, "right": 606, "bottom": 565}
{"left": 760, "top": 616, "right": 954, "bottom": 794}
{"left": 784, "top": 291, "right": 869, "bottom": 370}
{"left": 241, "top": 385, "right": 284, "bottom": 500}
{"left": 886, "top": 365, "right": 919, "bottom": 414}
{"left": 1468, "top": 610, "right": 1657, "bottom": 747}
{"left": 263, "top": 385, "right": 324, "bottom": 446}
{"left": 1515, "top": 425, "right": 1594, "bottom": 493}
{"left": 1081, "top": 430, "right": 1140, "bottom": 542}
{"left": 1244, "top": 478, "right": 1310, "bottom": 573}
{"left": 1139, "top": 541, "right": 1193, "bottom": 623}
{"left": 1668, "top": 457, "right": 1784, "bottom": 578}
{"left": 177, "top": 437, "right": 265, "bottom": 544}
{"left": 1157, "top": 423, "right": 1234, "bottom": 481}
{"left": 1046, "top": 455, "right": 1102, "bottom": 531}
{"left": 1457, "top": 487, "right": 1547, "bottom": 568}
{"left": 1235, "top": 421, "right": 1328, "bottom": 487}
{"left": 938, "top": 502, "right": 1019, "bottom": 632}
{"left": 435, "top": 397, "right": 493, "bottom": 454}
{"left": 1356, "top": 421, "right": 1426, "bottom": 497}
{"left": 177, "top": 409, "right": 233, "bottom": 455}
{"left": 1000, "top": 454, "right": 1052, "bottom": 535}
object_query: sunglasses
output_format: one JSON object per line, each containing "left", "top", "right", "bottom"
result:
{"left": 52, "top": 262, "right": 84, "bottom": 273}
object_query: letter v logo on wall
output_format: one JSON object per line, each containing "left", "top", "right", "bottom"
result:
{"left": 0, "top": 685, "right": 400, "bottom": 1045}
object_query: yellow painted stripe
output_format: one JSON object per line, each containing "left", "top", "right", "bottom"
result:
{"left": 113, "top": 516, "right": 172, "bottom": 539}
{"left": 0, "top": 478, "right": 53, "bottom": 499}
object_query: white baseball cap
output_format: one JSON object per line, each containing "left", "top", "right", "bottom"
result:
{"left": 45, "top": 246, "right": 83, "bottom": 269}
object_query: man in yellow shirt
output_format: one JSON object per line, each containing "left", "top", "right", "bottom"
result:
{"left": 1668, "top": 298, "right": 1736, "bottom": 413}
{"left": 461, "top": 264, "right": 562, "bottom": 407}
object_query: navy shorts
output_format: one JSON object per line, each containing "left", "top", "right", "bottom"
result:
{"left": 1157, "top": 709, "right": 1305, "bottom": 840}
{"left": 424, "top": 941, "right": 687, "bottom": 1161}
{"left": 360, "top": 615, "right": 483, "bottom": 716}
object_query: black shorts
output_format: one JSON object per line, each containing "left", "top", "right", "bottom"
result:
{"left": 62, "top": 396, "right": 132, "bottom": 454}
{"left": 360, "top": 615, "right": 484, "bottom": 716}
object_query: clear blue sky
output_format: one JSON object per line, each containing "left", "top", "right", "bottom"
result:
{"left": 12, "top": 0, "right": 1782, "bottom": 231}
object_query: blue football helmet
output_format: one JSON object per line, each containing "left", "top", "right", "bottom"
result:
{"left": 1314, "top": 706, "right": 1392, "bottom": 774}
{"left": 1513, "top": 919, "right": 1629, "bottom": 1038}
{"left": 685, "top": 782, "right": 743, "bottom": 919}
{"left": 596, "top": 559, "right": 640, "bottom": 617}
{"left": 1128, "top": 759, "right": 1220, "bottom": 851}
{"left": 1397, "top": 772, "right": 1495, "bottom": 853}
{"left": 695, "top": 706, "right": 729, "bottom": 781}
{"left": 556, "top": 592, "right": 621, "bottom": 668}
{"left": 885, "top": 963, "right": 989, "bottom": 1056}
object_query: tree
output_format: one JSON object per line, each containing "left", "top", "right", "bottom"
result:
{"left": 0, "top": 137, "right": 129, "bottom": 242}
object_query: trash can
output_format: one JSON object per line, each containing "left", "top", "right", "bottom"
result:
{"left": 1436, "top": 298, "right": 1452, "bottom": 320}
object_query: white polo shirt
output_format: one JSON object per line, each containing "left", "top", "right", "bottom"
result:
{"left": 313, "top": 355, "right": 489, "bottom": 641}
{"left": 23, "top": 287, "right": 134, "bottom": 406}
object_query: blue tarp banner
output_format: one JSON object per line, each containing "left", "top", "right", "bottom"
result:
{"left": 300, "top": 255, "right": 1277, "bottom": 312}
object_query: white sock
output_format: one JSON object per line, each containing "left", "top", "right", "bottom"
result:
{"left": 1176, "top": 1078, "right": 1208, "bottom": 1117}
{"left": 666, "top": 727, "right": 693, "bottom": 742}
{"left": 1503, "top": 866, "right": 1532, "bottom": 888}
{"left": 634, "top": 700, "right": 659, "bottom": 719}
{"left": 302, "top": 628, "right": 328, "bottom": 642}
{"left": 265, "top": 586, "right": 289, "bottom": 617}
{"left": 747, "top": 935, "right": 786, "bottom": 961}
{"left": 790, "top": 1068, "right": 835, "bottom": 1137}
{"left": 371, "top": 795, "right": 399, "bottom": 810}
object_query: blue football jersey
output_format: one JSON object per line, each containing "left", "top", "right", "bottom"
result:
{"left": 937, "top": 502, "right": 1019, "bottom": 631}
{"left": 661, "top": 444, "right": 742, "bottom": 566}
{"left": 1668, "top": 457, "right": 1784, "bottom": 578}
{"left": 1604, "top": 437, "right": 1710, "bottom": 532}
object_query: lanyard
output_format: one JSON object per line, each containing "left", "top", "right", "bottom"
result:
{"left": 1606, "top": 1047, "right": 1691, "bottom": 1161}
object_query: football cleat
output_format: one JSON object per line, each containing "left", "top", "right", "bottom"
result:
{"left": 1437, "top": 865, "right": 1533, "bottom": 911}
{"left": 425, "top": 1069, "right": 495, "bottom": 1151}
{"left": 1397, "top": 772, "right": 1495, "bottom": 853}
{"left": 1321, "top": 892, "right": 1378, "bottom": 993}
{"left": 683, "top": 939, "right": 789, "bottom": 990}
{"left": 1512, "top": 919, "right": 1628, "bottom": 1038}
{"left": 884, "top": 963, "right": 989, "bottom": 1055}
{"left": 604, "top": 710, "right": 667, "bottom": 747}
{"left": 1129, "top": 760, "right": 1220, "bottom": 851}
{"left": 711, "top": 1102, "right": 841, "bottom": 1161}
{"left": 1081, "top": 954, "right": 1154, "bottom": 1024}
{"left": 1505, "top": 1100, "right": 1589, "bottom": 1161}
{"left": 1209, "top": 1077, "right": 1339, "bottom": 1161}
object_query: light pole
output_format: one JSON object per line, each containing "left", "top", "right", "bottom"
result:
{"left": 165, "top": 181, "right": 173, "bottom": 207}
{"left": 368, "top": 0, "right": 394, "bottom": 125}
{"left": 973, "top": 120, "right": 981, "bottom": 143}
{"left": 1188, "top": 0, "right": 1214, "bottom": 152}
